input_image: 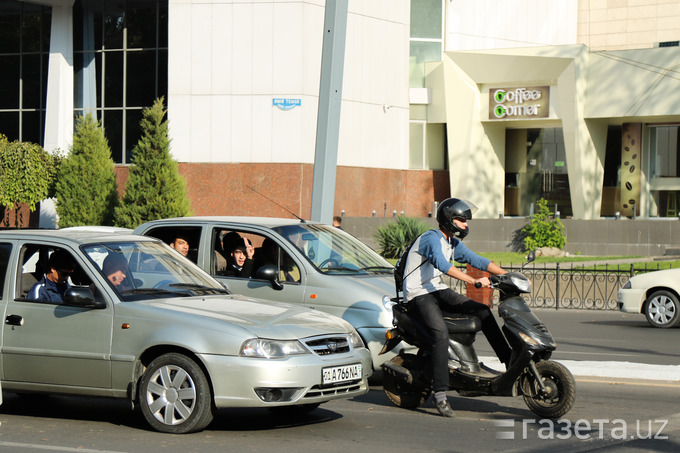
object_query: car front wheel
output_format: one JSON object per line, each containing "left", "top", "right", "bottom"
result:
{"left": 645, "top": 290, "right": 680, "bottom": 328}
{"left": 138, "top": 353, "right": 215, "bottom": 433}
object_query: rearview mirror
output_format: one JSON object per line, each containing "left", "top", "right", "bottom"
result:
{"left": 255, "top": 265, "right": 284, "bottom": 291}
{"left": 63, "top": 287, "right": 106, "bottom": 309}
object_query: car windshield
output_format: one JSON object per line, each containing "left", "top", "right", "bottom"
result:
{"left": 82, "top": 240, "right": 228, "bottom": 301}
{"left": 273, "top": 223, "right": 393, "bottom": 275}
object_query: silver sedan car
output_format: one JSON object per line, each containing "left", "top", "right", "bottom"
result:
{"left": 0, "top": 229, "right": 371, "bottom": 433}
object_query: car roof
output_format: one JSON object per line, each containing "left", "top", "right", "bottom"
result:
{"left": 0, "top": 228, "right": 158, "bottom": 246}
{"left": 138, "top": 216, "right": 319, "bottom": 229}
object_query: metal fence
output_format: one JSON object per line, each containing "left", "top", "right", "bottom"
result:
{"left": 447, "top": 262, "right": 669, "bottom": 310}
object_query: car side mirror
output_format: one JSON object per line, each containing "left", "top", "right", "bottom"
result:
{"left": 255, "top": 265, "right": 284, "bottom": 291}
{"left": 63, "top": 287, "right": 106, "bottom": 309}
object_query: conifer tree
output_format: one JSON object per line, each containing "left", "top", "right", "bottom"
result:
{"left": 55, "top": 114, "right": 119, "bottom": 227}
{"left": 114, "top": 97, "right": 191, "bottom": 228}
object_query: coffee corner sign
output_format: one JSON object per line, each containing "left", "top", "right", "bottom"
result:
{"left": 489, "top": 86, "right": 549, "bottom": 120}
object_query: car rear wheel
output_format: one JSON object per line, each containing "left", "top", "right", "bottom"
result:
{"left": 645, "top": 290, "right": 680, "bottom": 328}
{"left": 138, "top": 353, "right": 215, "bottom": 434}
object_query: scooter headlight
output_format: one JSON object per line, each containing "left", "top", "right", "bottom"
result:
{"left": 518, "top": 331, "right": 539, "bottom": 346}
{"left": 510, "top": 275, "right": 532, "bottom": 293}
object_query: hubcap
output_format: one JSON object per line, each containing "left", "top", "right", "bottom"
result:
{"left": 649, "top": 296, "right": 676, "bottom": 325}
{"left": 146, "top": 365, "right": 197, "bottom": 425}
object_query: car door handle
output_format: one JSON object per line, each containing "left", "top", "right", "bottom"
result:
{"left": 5, "top": 314, "right": 24, "bottom": 326}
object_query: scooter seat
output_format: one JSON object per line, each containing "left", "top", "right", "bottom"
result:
{"left": 443, "top": 315, "right": 482, "bottom": 334}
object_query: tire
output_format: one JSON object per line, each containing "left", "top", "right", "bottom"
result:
{"left": 522, "top": 360, "right": 575, "bottom": 419}
{"left": 267, "top": 403, "right": 321, "bottom": 416}
{"left": 644, "top": 290, "right": 680, "bottom": 328}
{"left": 382, "top": 355, "right": 431, "bottom": 409}
{"left": 138, "top": 353, "right": 215, "bottom": 434}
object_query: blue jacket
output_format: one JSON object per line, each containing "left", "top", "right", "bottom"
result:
{"left": 403, "top": 229, "right": 491, "bottom": 301}
{"left": 27, "top": 275, "right": 70, "bottom": 303}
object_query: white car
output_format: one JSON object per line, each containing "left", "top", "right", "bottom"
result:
{"left": 618, "top": 268, "right": 680, "bottom": 328}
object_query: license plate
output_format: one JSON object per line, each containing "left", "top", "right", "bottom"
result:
{"left": 322, "top": 363, "right": 362, "bottom": 385}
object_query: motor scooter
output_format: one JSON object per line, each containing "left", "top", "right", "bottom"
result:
{"left": 380, "top": 252, "right": 575, "bottom": 419}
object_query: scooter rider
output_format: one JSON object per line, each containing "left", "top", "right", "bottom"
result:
{"left": 402, "top": 198, "right": 513, "bottom": 417}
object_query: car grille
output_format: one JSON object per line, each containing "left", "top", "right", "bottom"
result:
{"left": 304, "top": 335, "right": 350, "bottom": 355}
{"left": 303, "top": 383, "right": 363, "bottom": 398}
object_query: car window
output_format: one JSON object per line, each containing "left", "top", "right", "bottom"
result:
{"left": 0, "top": 242, "right": 13, "bottom": 299}
{"left": 82, "top": 240, "right": 228, "bottom": 301}
{"left": 212, "top": 228, "right": 300, "bottom": 283}
{"left": 17, "top": 244, "right": 93, "bottom": 304}
{"left": 274, "top": 223, "right": 393, "bottom": 275}
{"left": 142, "top": 226, "right": 201, "bottom": 263}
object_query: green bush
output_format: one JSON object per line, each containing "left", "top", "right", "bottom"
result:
{"left": 521, "top": 198, "right": 567, "bottom": 251}
{"left": 114, "top": 97, "right": 191, "bottom": 228}
{"left": 0, "top": 134, "right": 61, "bottom": 227}
{"left": 373, "top": 216, "right": 429, "bottom": 259}
{"left": 55, "top": 114, "right": 119, "bottom": 227}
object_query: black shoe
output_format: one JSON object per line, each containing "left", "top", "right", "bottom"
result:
{"left": 435, "top": 399, "right": 455, "bottom": 417}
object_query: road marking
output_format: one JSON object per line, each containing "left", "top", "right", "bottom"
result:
{"left": 0, "top": 442, "right": 127, "bottom": 453}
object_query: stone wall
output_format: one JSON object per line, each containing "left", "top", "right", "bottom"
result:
{"left": 342, "top": 216, "right": 680, "bottom": 257}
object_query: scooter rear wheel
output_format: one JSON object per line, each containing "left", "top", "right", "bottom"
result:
{"left": 522, "top": 360, "right": 575, "bottom": 419}
{"left": 382, "top": 354, "right": 431, "bottom": 409}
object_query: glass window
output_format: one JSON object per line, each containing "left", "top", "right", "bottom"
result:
{"left": 73, "top": 0, "right": 168, "bottom": 163}
{"left": 104, "top": 109, "right": 123, "bottom": 162}
{"left": 104, "top": 51, "right": 124, "bottom": 108}
{"left": 126, "top": 50, "right": 157, "bottom": 106}
{"left": 22, "top": 111, "right": 43, "bottom": 145}
{"left": 104, "top": 0, "right": 125, "bottom": 49}
{"left": 0, "top": 55, "right": 20, "bottom": 109}
{"left": 0, "top": 3, "right": 50, "bottom": 144}
{"left": 127, "top": 0, "right": 158, "bottom": 49}
{"left": 410, "top": 0, "right": 442, "bottom": 39}
{"left": 0, "top": 2, "right": 20, "bottom": 54}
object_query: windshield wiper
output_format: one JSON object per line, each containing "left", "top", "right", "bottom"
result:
{"left": 122, "top": 288, "right": 188, "bottom": 296}
{"left": 322, "top": 266, "right": 361, "bottom": 273}
{"left": 361, "top": 266, "right": 394, "bottom": 272}
{"left": 167, "top": 283, "right": 229, "bottom": 294}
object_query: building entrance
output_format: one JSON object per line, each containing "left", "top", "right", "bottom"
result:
{"left": 504, "top": 128, "right": 572, "bottom": 217}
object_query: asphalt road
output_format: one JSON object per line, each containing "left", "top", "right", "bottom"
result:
{"left": 472, "top": 307, "right": 680, "bottom": 380}
{"left": 0, "top": 378, "right": 678, "bottom": 453}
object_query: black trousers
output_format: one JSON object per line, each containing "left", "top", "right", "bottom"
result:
{"left": 410, "top": 289, "right": 512, "bottom": 392}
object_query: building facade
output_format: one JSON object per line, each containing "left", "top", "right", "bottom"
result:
{"left": 1, "top": 0, "right": 679, "bottom": 224}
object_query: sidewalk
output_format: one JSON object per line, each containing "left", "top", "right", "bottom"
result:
{"left": 480, "top": 357, "right": 680, "bottom": 383}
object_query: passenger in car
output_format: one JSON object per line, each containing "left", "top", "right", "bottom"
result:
{"left": 170, "top": 234, "right": 190, "bottom": 258}
{"left": 102, "top": 252, "right": 133, "bottom": 291}
{"left": 27, "top": 249, "right": 75, "bottom": 303}
{"left": 222, "top": 232, "right": 255, "bottom": 278}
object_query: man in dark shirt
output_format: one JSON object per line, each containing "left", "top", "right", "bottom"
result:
{"left": 28, "top": 250, "right": 75, "bottom": 303}
{"left": 223, "top": 233, "right": 255, "bottom": 278}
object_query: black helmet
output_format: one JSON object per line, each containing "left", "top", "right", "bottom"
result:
{"left": 436, "top": 198, "right": 478, "bottom": 239}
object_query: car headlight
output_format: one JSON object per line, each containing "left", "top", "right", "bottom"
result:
{"left": 382, "top": 295, "right": 396, "bottom": 311}
{"left": 349, "top": 329, "right": 366, "bottom": 349}
{"left": 240, "top": 338, "right": 309, "bottom": 358}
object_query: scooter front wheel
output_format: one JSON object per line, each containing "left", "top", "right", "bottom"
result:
{"left": 522, "top": 360, "right": 575, "bottom": 419}
{"left": 382, "top": 354, "right": 431, "bottom": 409}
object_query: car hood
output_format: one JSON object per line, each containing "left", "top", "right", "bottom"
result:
{"left": 143, "top": 294, "right": 353, "bottom": 340}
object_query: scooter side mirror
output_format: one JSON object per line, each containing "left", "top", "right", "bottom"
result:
{"left": 526, "top": 250, "right": 536, "bottom": 264}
